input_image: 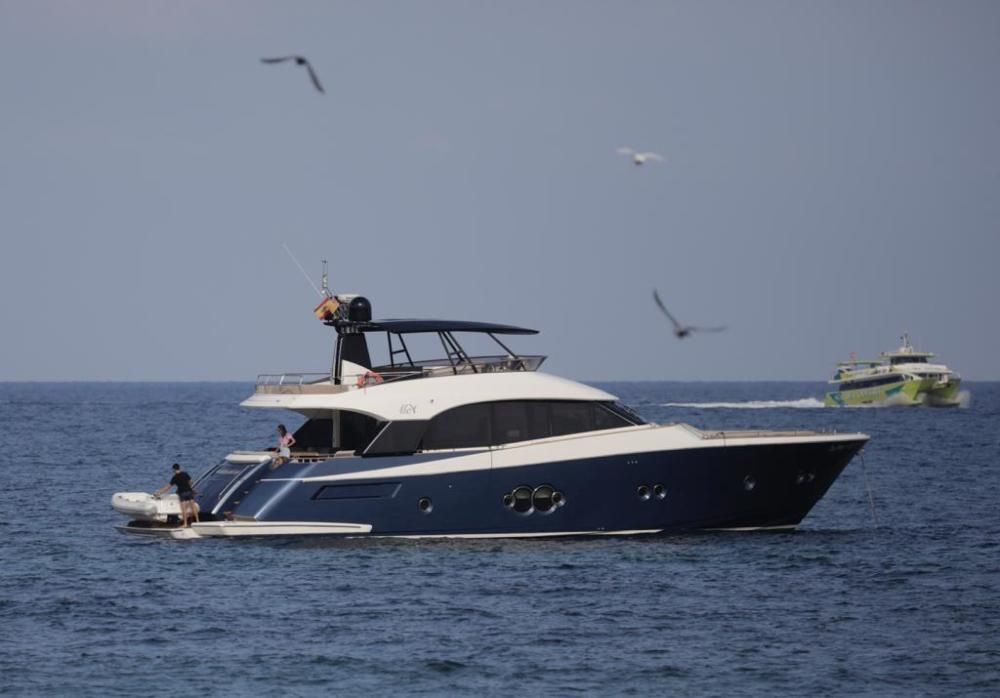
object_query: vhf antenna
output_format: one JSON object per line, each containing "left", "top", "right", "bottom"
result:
{"left": 320, "top": 259, "right": 332, "bottom": 299}
{"left": 281, "top": 242, "right": 323, "bottom": 297}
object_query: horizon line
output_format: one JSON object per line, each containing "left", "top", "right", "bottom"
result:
{"left": 1, "top": 378, "right": 998, "bottom": 384}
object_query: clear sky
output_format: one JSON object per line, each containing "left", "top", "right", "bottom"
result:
{"left": 1, "top": 1, "right": 998, "bottom": 381}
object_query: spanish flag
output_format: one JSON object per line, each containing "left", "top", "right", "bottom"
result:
{"left": 314, "top": 297, "right": 340, "bottom": 321}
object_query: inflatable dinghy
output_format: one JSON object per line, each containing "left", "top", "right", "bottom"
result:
{"left": 111, "top": 492, "right": 182, "bottom": 522}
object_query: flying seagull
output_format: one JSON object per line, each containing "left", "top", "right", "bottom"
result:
{"left": 617, "top": 147, "right": 663, "bottom": 166}
{"left": 260, "top": 55, "right": 325, "bottom": 94}
{"left": 652, "top": 289, "right": 727, "bottom": 339}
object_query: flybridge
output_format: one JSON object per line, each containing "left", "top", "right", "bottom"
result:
{"left": 307, "top": 294, "right": 546, "bottom": 388}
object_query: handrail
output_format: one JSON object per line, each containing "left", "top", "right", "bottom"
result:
{"left": 254, "top": 355, "right": 547, "bottom": 394}
{"left": 256, "top": 372, "right": 334, "bottom": 387}
{"left": 698, "top": 429, "right": 836, "bottom": 440}
{"left": 379, "top": 354, "right": 546, "bottom": 373}
{"left": 255, "top": 372, "right": 344, "bottom": 395}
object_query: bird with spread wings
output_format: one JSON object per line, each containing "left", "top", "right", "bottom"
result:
{"left": 260, "top": 55, "right": 325, "bottom": 94}
{"left": 617, "top": 147, "right": 664, "bottom": 166}
{"left": 652, "top": 289, "right": 727, "bottom": 339}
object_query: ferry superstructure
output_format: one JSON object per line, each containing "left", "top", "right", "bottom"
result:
{"left": 114, "top": 295, "right": 868, "bottom": 539}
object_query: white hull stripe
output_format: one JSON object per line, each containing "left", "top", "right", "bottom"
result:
{"left": 370, "top": 529, "right": 663, "bottom": 539}
{"left": 189, "top": 521, "right": 373, "bottom": 537}
{"left": 124, "top": 524, "right": 801, "bottom": 540}
{"left": 704, "top": 524, "right": 799, "bottom": 532}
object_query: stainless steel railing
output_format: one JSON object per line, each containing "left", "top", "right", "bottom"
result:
{"left": 254, "top": 355, "right": 547, "bottom": 394}
{"left": 254, "top": 372, "right": 344, "bottom": 394}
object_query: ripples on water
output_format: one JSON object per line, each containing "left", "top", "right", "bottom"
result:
{"left": 1, "top": 382, "right": 998, "bottom": 695}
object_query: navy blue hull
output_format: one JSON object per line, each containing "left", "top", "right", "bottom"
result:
{"left": 196, "top": 439, "right": 864, "bottom": 536}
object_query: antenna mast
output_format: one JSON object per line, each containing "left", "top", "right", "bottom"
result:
{"left": 320, "top": 259, "right": 332, "bottom": 299}
{"left": 281, "top": 242, "right": 323, "bottom": 298}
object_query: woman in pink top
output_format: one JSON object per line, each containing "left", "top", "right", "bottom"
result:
{"left": 276, "top": 423, "right": 296, "bottom": 464}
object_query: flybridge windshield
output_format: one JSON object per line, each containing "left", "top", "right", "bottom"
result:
{"left": 323, "top": 295, "right": 546, "bottom": 384}
{"left": 377, "top": 331, "right": 530, "bottom": 369}
{"left": 334, "top": 319, "right": 546, "bottom": 386}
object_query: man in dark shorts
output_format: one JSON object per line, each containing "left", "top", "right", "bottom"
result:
{"left": 155, "top": 463, "right": 199, "bottom": 528}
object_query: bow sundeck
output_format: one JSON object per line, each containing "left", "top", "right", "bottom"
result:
{"left": 114, "top": 294, "right": 868, "bottom": 539}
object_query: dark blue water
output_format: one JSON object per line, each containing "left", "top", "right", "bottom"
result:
{"left": 1, "top": 382, "right": 998, "bottom": 696}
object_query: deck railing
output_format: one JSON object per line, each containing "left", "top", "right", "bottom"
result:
{"left": 254, "top": 373, "right": 345, "bottom": 394}
{"left": 696, "top": 428, "right": 835, "bottom": 440}
{"left": 384, "top": 355, "right": 546, "bottom": 378}
{"left": 255, "top": 355, "right": 547, "bottom": 394}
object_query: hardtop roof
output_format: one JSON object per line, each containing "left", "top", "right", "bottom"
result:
{"left": 327, "top": 318, "right": 538, "bottom": 335}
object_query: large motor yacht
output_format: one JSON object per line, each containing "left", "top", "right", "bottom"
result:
{"left": 114, "top": 294, "right": 868, "bottom": 539}
{"left": 824, "top": 334, "right": 961, "bottom": 407}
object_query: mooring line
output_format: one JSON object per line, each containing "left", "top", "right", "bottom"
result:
{"left": 859, "top": 451, "right": 878, "bottom": 527}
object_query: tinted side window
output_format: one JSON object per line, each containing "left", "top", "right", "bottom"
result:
{"left": 526, "top": 402, "right": 551, "bottom": 440}
{"left": 594, "top": 404, "right": 633, "bottom": 430}
{"left": 489, "top": 402, "right": 552, "bottom": 444}
{"left": 421, "top": 400, "right": 637, "bottom": 450}
{"left": 604, "top": 402, "right": 646, "bottom": 426}
{"left": 364, "top": 421, "right": 428, "bottom": 456}
{"left": 421, "top": 403, "right": 491, "bottom": 449}
{"left": 493, "top": 402, "right": 530, "bottom": 445}
{"left": 550, "top": 402, "right": 595, "bottom": 437}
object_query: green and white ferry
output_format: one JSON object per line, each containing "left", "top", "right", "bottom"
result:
{"left": 825, "top": 334, "right": 961, "bottom": 407}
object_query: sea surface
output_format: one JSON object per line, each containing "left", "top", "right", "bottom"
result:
{"left": 1, "top": 381, "right": 998, "bottom": 696}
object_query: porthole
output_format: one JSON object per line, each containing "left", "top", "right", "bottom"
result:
{"left": 418, "top": 497, "right": 433, "bottom": 513}
{"left": 504, "top": 485, "right": 565, "bottom": 515}
{"left": 512, "top": 486, "right": 533, "bottom": 514}
{"left": 637, "top": 485, "right": 651, "bottom": 501}
{"left": 743, "top": 475, "right": 756, "bottom": 492}
{"left": 533, "top": 485, "right": 555, "bottom": 513}
{"left": 653, "top": 484, "right": 666, "bottom": 499}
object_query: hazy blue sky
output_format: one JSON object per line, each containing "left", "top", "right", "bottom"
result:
{"left": 1, "top": 1, "right": 998, "bottom": 381}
